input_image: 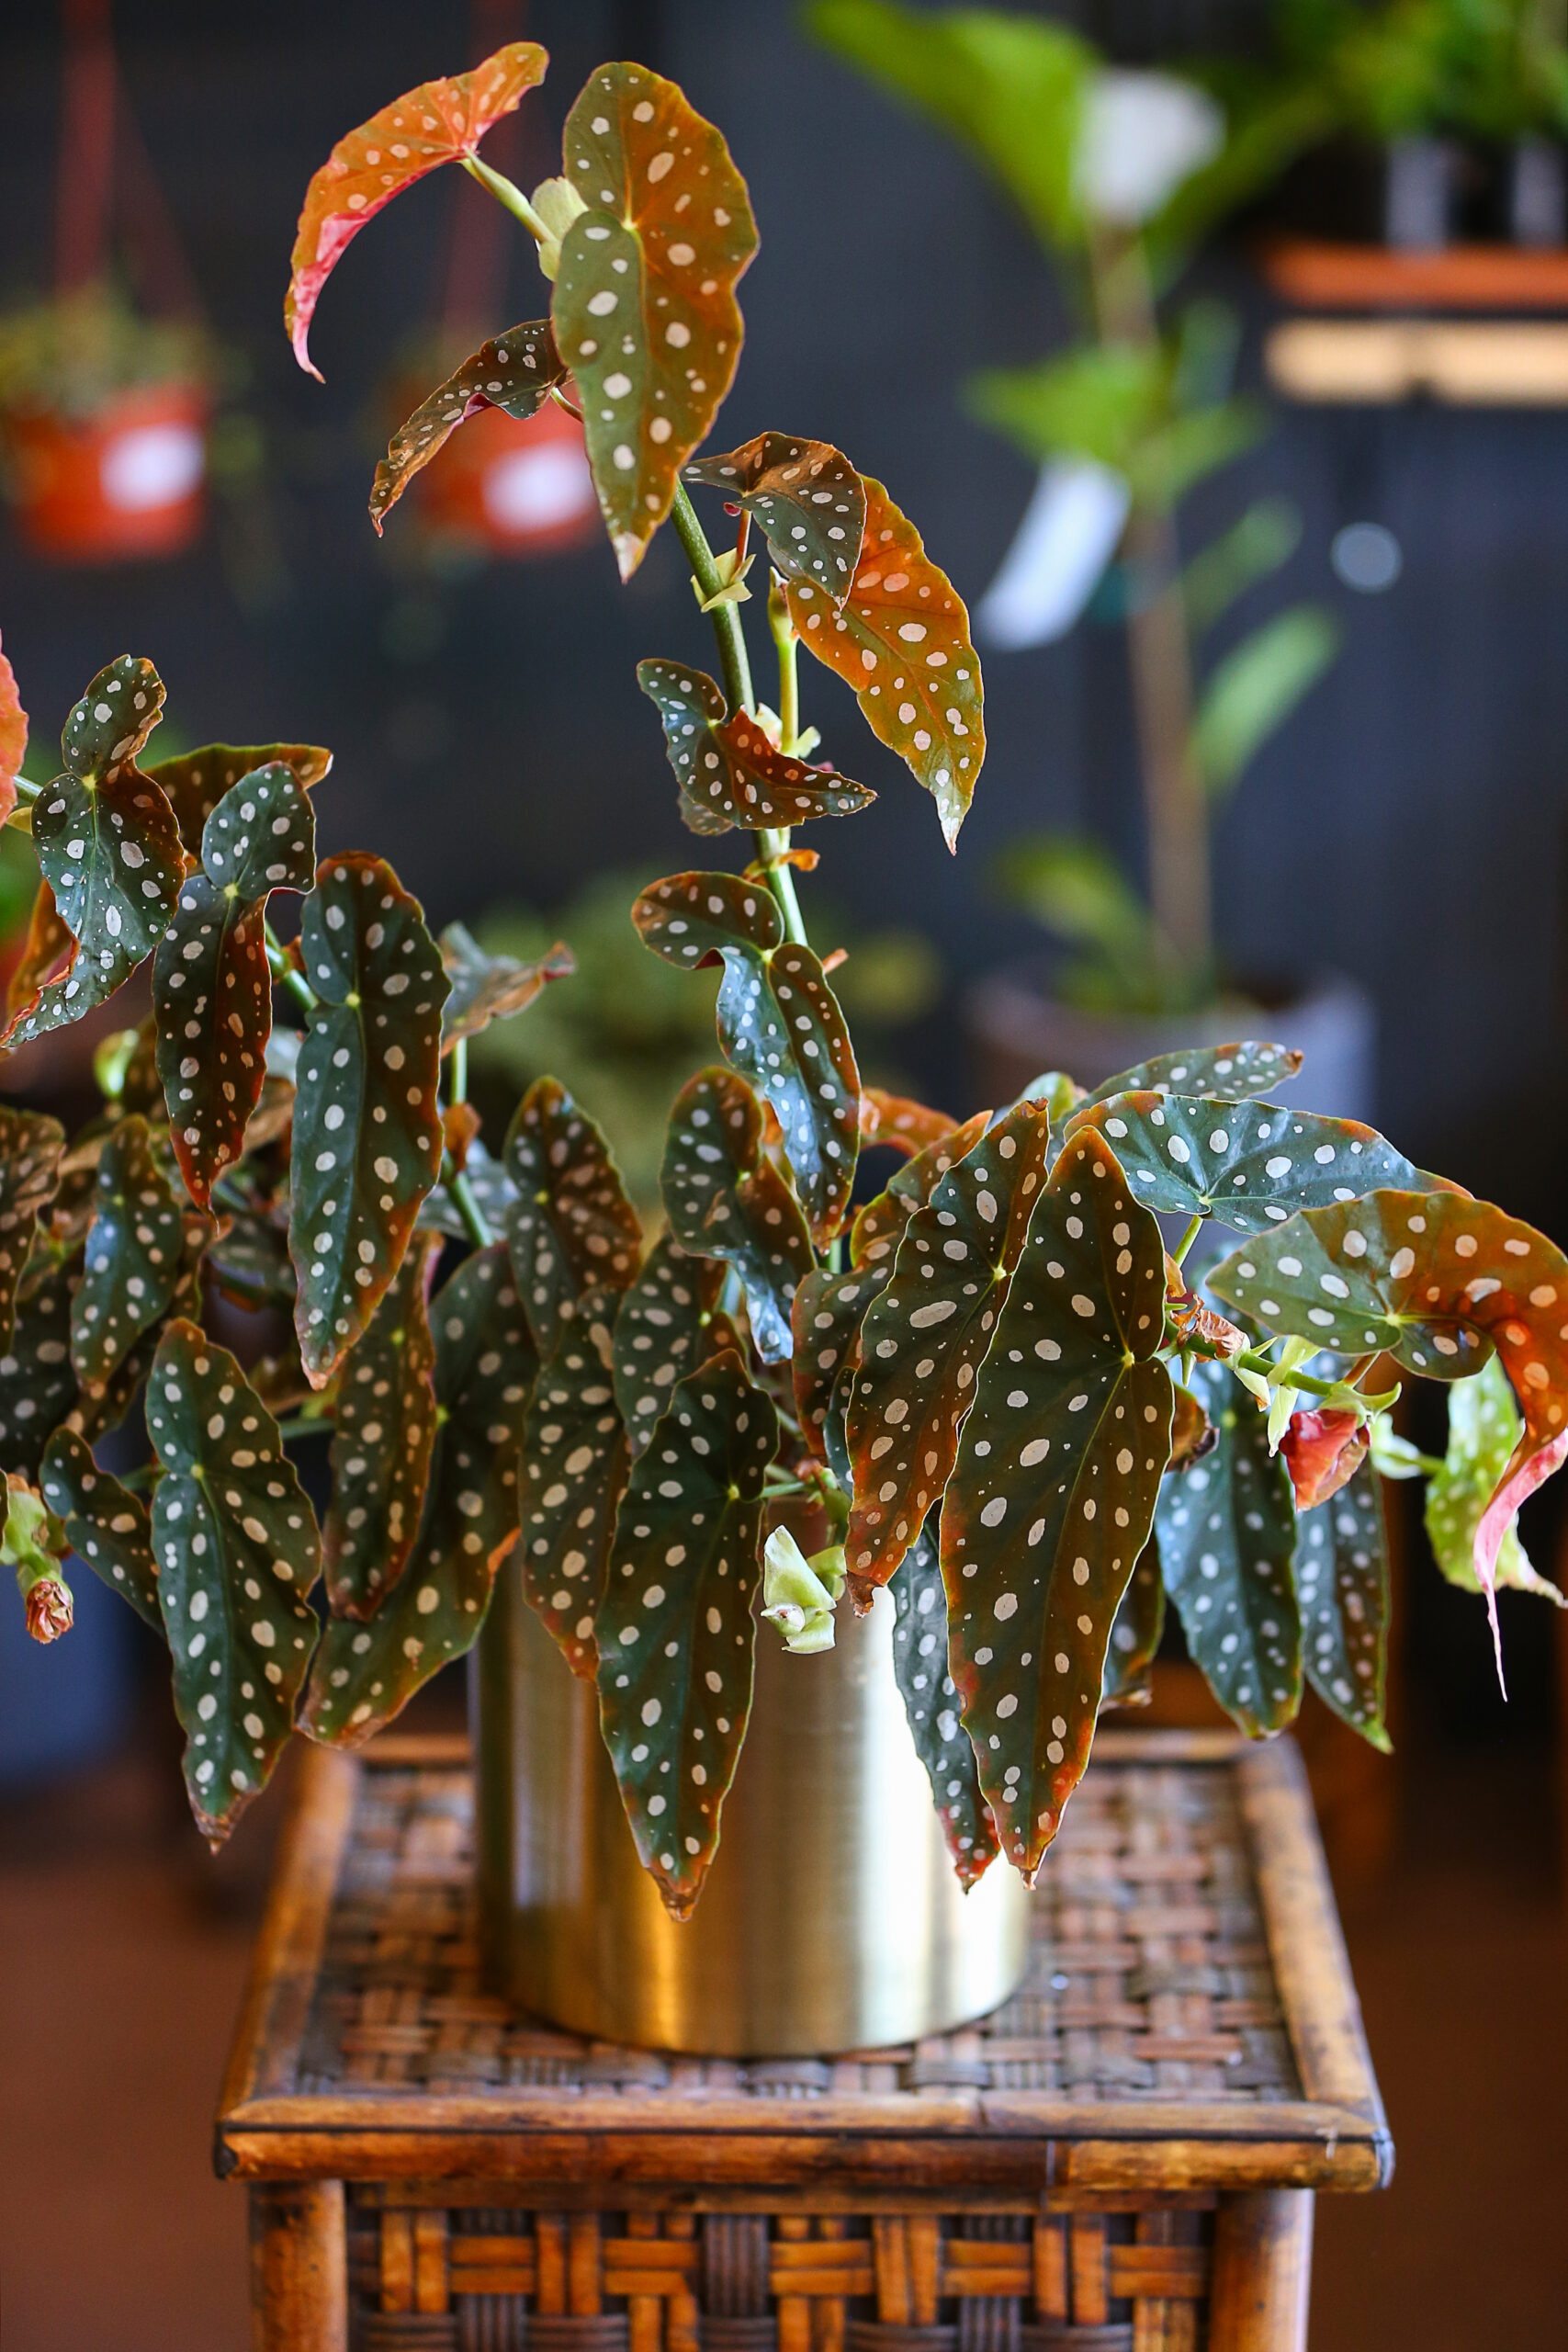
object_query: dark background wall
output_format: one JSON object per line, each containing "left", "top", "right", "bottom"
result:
{"left": 1, "top": 0, "right": 1565, "bottom": 1235}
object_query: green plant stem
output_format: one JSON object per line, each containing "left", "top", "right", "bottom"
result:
{"left": 670, "top": 481, "right": 807, "bottom": 947}
{"left": 770, "top": 580, "right": 802, "bottom": 751}
{"left": 444, "top": 1157, "right": 493, "bottom": 1250}
{"left": 1169, "top": 1211, "right": 1204, "bottom": 1268}
{"left": 461, "top": 153, "right": 550, "bottom": 243}
{"left": 1229, "top": 1347, "right": 1353, "bottom": 1405}
{"left": 449, "top": 1036, "right": 468, "bottom": 1107}
{"left": 265, "top": 921, "right": 317, "bottom": 1016}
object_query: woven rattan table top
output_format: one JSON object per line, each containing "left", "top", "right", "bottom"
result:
{"left": 218, "top": 1730, "right": 1391, "bottom": 2195}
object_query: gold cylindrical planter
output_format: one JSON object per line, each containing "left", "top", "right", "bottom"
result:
{"left": 473, "top": 1562, "right": 1030, "bottom": 2057}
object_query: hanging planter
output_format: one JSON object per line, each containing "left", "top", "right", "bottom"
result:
{"left": 4, "top": 360, "right": 209, "bottom": 565}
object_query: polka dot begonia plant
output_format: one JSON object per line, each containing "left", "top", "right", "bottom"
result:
{"left": 0, "top": 47, "right": 1562, "bottom": 1883}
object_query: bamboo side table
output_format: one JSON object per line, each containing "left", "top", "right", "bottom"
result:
{"left": 218, "top": 1730, "right": 1391, "bottom": 2352}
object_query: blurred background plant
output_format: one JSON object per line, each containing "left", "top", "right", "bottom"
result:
{"left": 468, "top": 871, "right": 943, "bottom": 1212}
{"left": 811, "top": 0, "right": 1344, "bottom": 1020}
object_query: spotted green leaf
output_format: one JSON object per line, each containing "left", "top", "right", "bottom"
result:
{"left": 0, "top": 1108, "right": 63, "bottom": 1348}
{"left": 637, "top": 661, "right": 874, "bottom": 835}
{"left": 208, "top": 1204, "right": 296, "bottom": 1310}
{"left": 1066, "top": 1091, "right": 1436, "bottom": 1234}
{"left": 660, "top": 1068, "right": 815, "bottom": 1365}
{"left": 287, "top": 40, "right": 549, "bottom": 377}
{"left": 143, "top": 741, "right": 333, "bottom": 861}
{"left": 596, "top": 1350, "right": 778, "bottom": 1920}
{"left": 1077, "top": 1040, "right": 1303, "bottom": 1114}
{"left": 1297, "top": 1464, "right": 1393, "bottom": 1747}
{"left": 8, "top": 657, "right": 186, "bottom": 1047}
{"left": 685, "top": 434, "right": 866, "bottom": 603}
{"left": 1424, "top": 1356, "right": 1565, "bottom": 1608}
{"left": 786, "top": 478, "right": 984, "bottom": 850}
{"left": 69, "top": 1203, "right": 209, "bottom": 1455}
{"left": 146, "top": 1321, "right": 321, "bottom": 1844}
{"left": 891, "top": 1520, "right": 998, "bottom": 1887}
{"left": 289, "top": 855, "right": 449, "bottom": 1386}
{"left": 612, "top": 1235, "right": 735, "bottom": 1459}
{"left": 1154, "top": 1357, "right": 1301, "bottom": 1738}
{"left": 39, "top": 1426, "right": 159, "bottom": 1634}
{"left": 1100, "top": 1539, "right": 1165, "bottom": 1711}
{"left": 1210, "top": 1192, "right": 1568, "bottom": 1641}
{"left": 502, "top": 1078, "right": 641, "bottom": 1355}
{"left": 301, "top": 1242, "right": 536, "bottom": 1745}
{"left": 153, "top": 763, "right": 317, "bottom": 1207}
{"left": 635, "top": 871, "right": 860, "bottom": 1244}
{"left": 372, "top": 320, "right": 568, "bottom": 530}
{"left": 323, "top": 1229, "right": 441, "bottom": 1619}
{"left": 940, "top": 1128, "right": 1173, "bottom": 1877}
{"left": 519, "top": 1284, "right": 628, "bottom": 1679}
{"left": 554, "top": 62, "right": 758, "bottom": 579}
{"left": 793, "top": 1257, "right": 895, "bottom": 1465}
{"left": 70, "top": 1114, "right": 185, "bottom": 1397}
{"left": 438, "top": 922, "right": 573, "bottom": 1051}
{"left": 418, "top": 1136, "right": 521, "bottom": 1241}
{"left": 845, "top": 1100, "right": 1052, "bottom": 1600}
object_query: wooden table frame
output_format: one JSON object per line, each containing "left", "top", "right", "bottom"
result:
{"left": 218, "top": 1732, "right": 1390, "bottom": 2351}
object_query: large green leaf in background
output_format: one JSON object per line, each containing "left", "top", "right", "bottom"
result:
{"left": 1193, "top": 605, "right": 1340, "bottom": 797}
{"left": 596, "top": 1350, "right": 778, "bottom": 1919}
{"left": 289, "top": 854, "right": 449, "bottom": 1385}
{"left": 302, "top": 1243, "right": 537, "bottom": 1745}
{"left": 152, "top": 760, "right": 316, "bottom": 1207}
{"left": 553, "top": 61, "right": 758, "bottom": 578}
{"left": 941, "top": 1127, "right": 1172, "bottom": 1878}
{"left": 503, "top": 1077, "right": 642, "bottom": 1354}
{"left": 147, "top": 1322, "right": 321, "bottom": 1843}
{"left": 1425, "top": 1355, "right": 1565, "bottom": 1608}
{"left": 1154, "top": 1356, "right": 1302, "bottom": 1737}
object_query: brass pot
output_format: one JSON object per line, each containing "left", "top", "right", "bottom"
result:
{"left": 473, "top": 1564, "right": 1030, "bottom": 2057}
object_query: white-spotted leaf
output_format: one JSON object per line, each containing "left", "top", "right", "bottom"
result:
{"left": 1076, "top": 1040, "right": 1303, "bottom": 1114}
{"left": 1424, "top": 1355, "right": 1565, "bottom": 1608}
{"left": 519, "top": 1283, "right": 628, "bottom": 1678}
{"left": 637, "top": 662, "right": 874, "bottom": 835}
{"left": 685, "top": 433, "right": 866, "bottom": 602}
{"left": 70, "top": 1116, "right": 184, "bottom": 1397}
{"left": 372, "top": 321, "right": 568, "bottom": 530}
{"left": 39, "top": 1426, "right": 159, "bottom": 1634}
{"left": 612, "top": 1234, "right": 736, "bottom": 1459}
{"left": 1297, "top": 1463, "right": 1393, "bottom": 1747}
{"left": 322, "top": 1229, "right": 441, "bottom": 1618}
{"left": 0, "top": 1108, "right": 63, "bottom": 1347}
{"left": 660, "top": 1068, "right": 815, "bottom": 1364}
{"left": 144, "top": 741, "right": 333, "bottom": 861}
{"left": 502, "top": 1077, "right": 641, "bottom": 1354}
{"left": 890, "top": 1519, "right": 998, "bottom": 1886}
{"left": 1100, "top": 1539, "right": 1165, "bottom": 1710}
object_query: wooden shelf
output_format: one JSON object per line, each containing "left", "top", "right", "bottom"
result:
{"left": 1261, "top": 237, "right": 1568, "bottom": 311}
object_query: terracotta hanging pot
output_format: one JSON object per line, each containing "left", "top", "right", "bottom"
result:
{"left": 5, "top": 374, "right": 208, "bottom": 563}
{"left": 412, "top": 391, "right": 598, "bottom": 559}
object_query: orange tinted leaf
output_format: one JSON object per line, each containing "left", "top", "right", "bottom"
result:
{"left": 287, "top": 40, "right": 548, "bottom": 378}
{"left": 637, "top": 661, "right": 874, "bottom": 834}
{"left": 371, "top": 321, "right": 567, "bottom": 532}
{"left": 787, "top": 479, "right": 984, "bottom": 849}
{"left": 0, "top": 628, "right": 26, "bottom": 825}
{"left": 5, "top": 883, "right": 73, "bottom": 1034}
{"left": 1280, "top": 1408, "right": 1368, "bottom": 1510}
{"left": 859, "top": 1088, "right": 959, "bottom": 1159}
{"left": 553, "top": 62, "right": 758, "bottom": 579}
{"left": 143, "top": 741, "right": 333, "bottom": 861}
{"left": 438, "top": 923, "right": 573, "bottom": 1051}
{"left": 686, "top": 434, "right": 865, "bottom": 604}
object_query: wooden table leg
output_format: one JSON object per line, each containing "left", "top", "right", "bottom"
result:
{"left": 249, "top": 2179, "right": 348, "bottom": 2352}
{"left": 1206, "top": 2189, "right": 1314, "bottom": 2352}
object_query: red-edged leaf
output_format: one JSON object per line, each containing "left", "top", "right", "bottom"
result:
{"left": 519, "top": 1283, "right": 628, "bottom": 1678}
{"left": 553, "top": 62, "right": 758, "bottom": 579}
{"left": 941, "top": 1129, "right": 1173, "bottom": 1878}
{"left": 684, "top": 434, "right": 865, "bottom": 603}
{"left": 660, "top": 1068, "right": 815, "bottom": 1364}
{"left": 438, "top": 922, "right": 573, "bottom": 1051}
{"left": 146, "top": 1322, "right": 322, "bottom": 1844}
{"left": 301, "top": 1242, "right": 536, "bottom": 1744}
{"left": 1154, "top": 1358, "right": 1301, "bottom": 1738}
{"left": 612, "top": 1234, "right": 736, "bottom": 1459}
{"left": 70, "top": 1114, "right": 184, "bottom": 1396}
{"left": 0, "top": 1107, "right": 63, "bottom": 1348}
{"left": 845, "top": 1102, "right": 1052, "bottom": 1601}
{"left": 0, "top": 628, "right": 26, "bottom": 826}
{"left": 635, "top": 871, "right": 860, "bottom": 1244}
{"left": 1077, "top": 1040, "right": 1303, "bottom": 1113}
{"left": 1066, "top": 1090, "right": 1437, "bottom": 1233}
{"left": 0, "top": 1261, "right": 78, "bottom": 1481}
{"left": 39, "top": 1426, "right": 159, "bottom": 1634}
{"left": 787, "top": 479, "right": 984, "bottom": 849}
{"left": 287, "top": 41, "right": 549, "bottom": 379}
{"left": 595, "top": 1350, "right": 778, "bottom": 1919}
{"left": 371, "top": 321, "right": 568, "bottom": 531}
{"left": 1280, "top": 1407, "right": 1368, "bottom": 1510}
{"left": 637, "top": 661, "right": 874, "bottom": 836}
{"left": 1210, "top": 1192, "right": 1568, "bottom": 1657}
{"left": 859, "top": 1089, "right": 959, "bottom": 1159}
{"left": 322, "top": 1229, "right": 441, "bottom": 1618}
{"left": 153, "top": 762, "right": 316, "bottom": 1207}
{"left": 289, "top": 855, "right": 449, "bottom": 1386}
{"left": 143, "top": 741, "right": 333, "bottom": 861}
{"left": 1100, "top": 1540, "right": 1165, "bottom": 1710}
{"left": 7, "top": 658, "right": 186, "bottom": 1048}
{"left": 4, "top": 883, "right": 74, "bottom": 1035}
{"left": 502, "top": 1077, "right": 641, "bottom": 1355}
{"left": 1297, "top": 1464, "right": 1392, "bottom": 1749}
{"left": 890, "top": 1519, "right": 998, "bottom": 1886}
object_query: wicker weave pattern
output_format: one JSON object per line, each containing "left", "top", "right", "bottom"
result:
{"left": 298, "top": 1761, "right": 1297, "bottom": 2106}
{"left": 344, "top": 2197, "right": 1213, "bottom": 2352}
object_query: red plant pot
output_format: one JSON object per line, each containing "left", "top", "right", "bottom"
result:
{"left": 4, "top": 378, "right": 209, "bottom": 563}
{"left": 414, "top": 394, "right": 598, "bottom": 558}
